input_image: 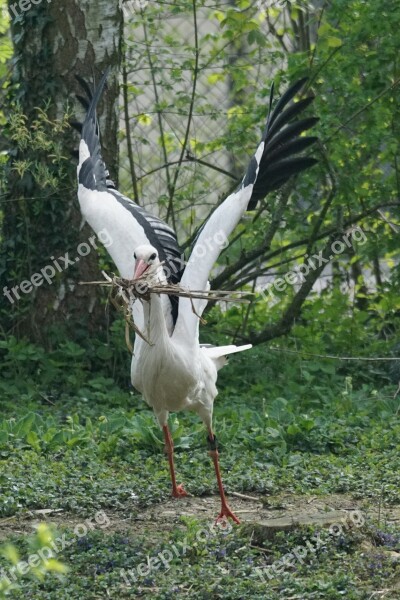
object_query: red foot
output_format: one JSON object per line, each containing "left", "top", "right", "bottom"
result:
{"left": 172, "top": 484, "right": 188, "bottom": 498}
{"left": 215, "top": 503, "right": 240, "bottom": 525}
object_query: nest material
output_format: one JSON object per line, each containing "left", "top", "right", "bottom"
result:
{"left": 80, "top": 271, "right": 252, "bottom": 348}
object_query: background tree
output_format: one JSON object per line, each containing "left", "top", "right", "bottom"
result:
{"left": 0, "top": 0, "right": 122, "bottom": 344}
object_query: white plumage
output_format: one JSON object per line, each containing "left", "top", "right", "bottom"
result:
{"left": 76, "top": 68, "right": 318, "bottom": 523}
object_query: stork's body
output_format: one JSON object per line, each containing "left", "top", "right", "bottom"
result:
{"left": 76, "top": 69, "right": 318, "bottom": 523}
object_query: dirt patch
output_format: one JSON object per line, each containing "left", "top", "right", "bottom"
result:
{"left": 1, "top": 493, "right": 399, "bottom": 542}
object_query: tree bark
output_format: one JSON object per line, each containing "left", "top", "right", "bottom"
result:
{"left": 0, "top": 0, "right": 123, "bottom": 344}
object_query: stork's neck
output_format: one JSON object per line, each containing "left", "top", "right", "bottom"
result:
{"left": 142, "top": 292, "right": 170, "bottom": 345}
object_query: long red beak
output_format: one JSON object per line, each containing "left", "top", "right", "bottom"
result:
{"left": 133, "top": 259, "right": 149, "bottom": 280}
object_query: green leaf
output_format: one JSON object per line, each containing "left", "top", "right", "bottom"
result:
{"left": 327, "top": 36, "right": 343, "bottom": 47}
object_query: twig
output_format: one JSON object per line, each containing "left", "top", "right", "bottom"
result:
{"left": 324, "top": 77, "right": 400, "bottom": 145}
{"left": 212, "top": 201, "right": 400, "bottom": 290}
{"left": 166, "top": 0, "right": 200, "bottom": 225}
{"left": 80, "top": 271, "right": 252, "bottom": 346}
{"left": 80, "top": 273, "right": 252, "bottom": 304}
{"left": 142, "top": 14, "right": 173, "bottom": 223}
{"left": 250, "top": 544, "right": 274, "bottom": 554}
{"left": 122, "top": 63, "right": 139, "bottom": 204}
{"left": 109, "top": 289, "right": 152, "bottom": 345}
{"left": 230, "top": 491, "right": 260, "bottom": 502}
{"left": 0, "top": 516, "right": 16, "bottom": 524}
{"left": 377, "top": 209, "right": 399, "bottom": 233}
{"left": 137, "top": 156, "right": 238, "bottom": 183}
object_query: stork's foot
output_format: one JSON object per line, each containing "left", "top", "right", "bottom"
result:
{"left": 172, "top": 484, "right": 188, "bottom": 498}
{"left": 215, "top": 502, "right": 240, "bottom": 525}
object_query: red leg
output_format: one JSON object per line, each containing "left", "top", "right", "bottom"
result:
{"left": 208, "top": 428, "right": 240, "bottom": 524}
{"left": 162, "top": 425, "right": 187, "bottom": 498}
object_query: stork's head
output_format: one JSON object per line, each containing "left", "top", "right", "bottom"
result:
{"left": 133, "top": 244, "right": 161, "bottom": 281}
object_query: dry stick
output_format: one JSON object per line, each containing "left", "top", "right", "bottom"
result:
{"left": 230, "top": 491, "right": 260, "bottom": 502}
{"left": 308, "top": 0, "right": 328, "bottom": 72}
{"left": 306, "top": 144, "right": 337, "bottom": 256}
{"left": 81, "top": 273, "right": 252, "bottom": 303}
{"left": 80, "top": 272, "right": 252, "bottom": 346}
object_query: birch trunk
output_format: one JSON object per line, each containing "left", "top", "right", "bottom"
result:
{"left": 1, "top": 0, "right": 123, "bottom": 343}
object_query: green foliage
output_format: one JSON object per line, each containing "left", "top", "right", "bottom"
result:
{"left": 0, "top": 323, "right": 399, "bottom": 597}
{"left": 0, "top": 105, "right": 75, "bottom": 330}
{"left": 0, "top": 316, "right": 132, "bottom": 397}
{"left": 0, "top": 524, "right": 67, "bottom": 598}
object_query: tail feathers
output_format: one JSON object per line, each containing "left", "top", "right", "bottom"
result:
{"left": 201, "top": 343, "right": 252, "bottom": 369}
{"left": 245, "top": 78, "right": 318, "bottom": 211}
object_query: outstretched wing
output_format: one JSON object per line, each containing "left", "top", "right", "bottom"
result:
{"left": 76, "top": 69, "right": 184, "bottom": 328}
{"left": 172, "top": 78, "right": 318, "bottom": 344}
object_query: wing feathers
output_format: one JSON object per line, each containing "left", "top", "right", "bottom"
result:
{"left": 174, "top": 78, "right": 318, "bottom": 343}
{"left": 266, "top": 96, "right": 315, "bottom": 140}
{"left": 247, "top": 79, "right": 318, "bottom": 209}
{"left": 76, "top": 68, "right": 184, "bottom": 325}
{"left": 267, "top": 77, "right": 308, "bottom": 128}
{"left": 266, "top": 136, "right": 318, "bottom": 163}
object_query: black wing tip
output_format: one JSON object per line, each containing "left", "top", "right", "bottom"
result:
{"left": 295, "top": 75, "right": 309, "bottom": 88}
{"left": 77, "top": 66, "right": 114, "bottom": 192}
{"left": 78, "top": 66, "right": 112, "bottom": 125}
{"left": 266, "top": 76, "right": 312, "bottom": 130}
{"left": 286, "top": 76, "right": 309, "bottom": 94}
{"left": 246, "top": 78, "right": 319, "bottom": 209}
{"left": 75, "top": 74, "right": 92, "bottom": 95}
{"left": 69, "top": 120, "right": 83, "bottom": 133}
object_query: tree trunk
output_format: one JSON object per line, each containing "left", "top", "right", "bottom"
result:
{"left": 0, "top": 0, "right": 123, "bottom": 345}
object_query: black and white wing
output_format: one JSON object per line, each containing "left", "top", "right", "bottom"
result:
{"left": 76, "top": 69, "right": 184, "bottom": 329}
{"left": 172, "top": 78, "right": 318, "bottom": 343}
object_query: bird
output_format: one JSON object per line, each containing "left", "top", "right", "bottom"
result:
{"left": 75, "top": 68, "right": 318, "bottom": 524}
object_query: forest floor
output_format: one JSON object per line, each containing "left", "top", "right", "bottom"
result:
{"left": 1, "top": 349, "right": 400, "bottom": 599}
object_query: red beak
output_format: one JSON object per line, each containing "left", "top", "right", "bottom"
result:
{"left": 133, "top": 259, "right": 149, "bottom": 280}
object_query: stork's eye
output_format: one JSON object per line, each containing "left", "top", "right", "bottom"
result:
{"left": 133, "top": 252, "right": 137, "bottom": 260}
{"left": 150, "top": 253, "right": 157, "bottom": 261}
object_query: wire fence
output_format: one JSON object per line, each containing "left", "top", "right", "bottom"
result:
{"left": 119, "top": 0, "right": 293, "bottom": 237}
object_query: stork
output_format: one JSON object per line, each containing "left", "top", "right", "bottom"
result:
{"left": 76, "top": 69, "right": 318, "bottom": 523}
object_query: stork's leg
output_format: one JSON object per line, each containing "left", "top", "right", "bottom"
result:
{"left": 207, "top": 428, "right": 240, "bottom": 524}
{"left": 162, "top": 425, "right": 188, "bottom": 498}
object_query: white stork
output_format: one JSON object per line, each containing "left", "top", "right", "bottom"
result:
{"left": 76, "top": 69, "right": 318, "bottom": 523}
